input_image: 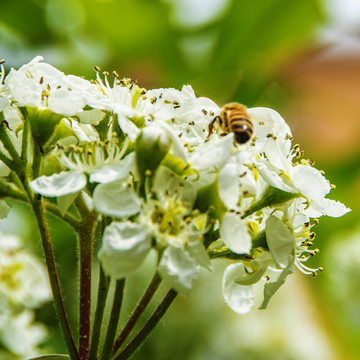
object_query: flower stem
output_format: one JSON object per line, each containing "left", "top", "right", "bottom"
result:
{"left": 19, "top": 106, "right": 30, "bottom": 161}
{"left": 89, "top": 265, "right": 110, "bottom": 360}
{"left": 32, "top": 195, "right": 79, "bottom": 360}
{"left": 101, "top": 279, "right": 126, "bottom": 360}
{"left": 114, "top": 289, "right": 178, "bottom": 360}
{"left": 112, "top": 272, "right": 162, "bottom": 355}
{"left": 77, "top": 199, "right": 97, "bottom": 360}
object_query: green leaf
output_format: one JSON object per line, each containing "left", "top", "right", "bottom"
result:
{"left": 259, "top": 261, "right": 294, "bottom": 310}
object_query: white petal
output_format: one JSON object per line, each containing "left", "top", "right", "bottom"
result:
{"left": 190, "top": 134, "right": 233, "bottom": 172}
{"left": 93, "top": 181, "right": 141, "bottom": 217}
{"left": 187, "top": 241, "right": 211, "bottom": 269}
{"left": 48, "top": 88, "right": 86, "bottom": 116}
{"left": 222, "top": 263, "right": 254, "bottom": 314}
{"left": 30, "top": 170, "right": 86, "bottom": 197}
{"left": 158, "top": 246, "right": 199, "bottom": 294}
{"left": 98, "top": 221, "right": 151, "bottom": 278}
{"left": 311, "top": 198, "right": 351, "bottom": 218}
{"left": 292, "top": 165, "right": 330, "bottom": 200}
{"left": 89, "top": 153, "right": 135, "bottom": 183}
{"left": 115, "top": 106, "right": 140, "bottom": 140}
{"left": 255, "top": 159, "right": 296, "bottom": 193}
{"left": 265, "top": 216, "right": 294, "bottom": 269}
{"left": 220, "top": 213, "right": 251, "bottom": 254}
{"left": 219, "top": 160, "right": 240, "bottom": 209}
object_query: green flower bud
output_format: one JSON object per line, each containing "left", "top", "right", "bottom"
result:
{"left": 242, "top": 186, "right": 300, "bottom": 219}
{"left": 26, "top": 106, "right": 64, "bottom": 149}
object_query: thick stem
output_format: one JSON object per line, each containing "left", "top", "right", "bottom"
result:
{"left": 101, "top": 279, "right": 126, "bottom": 360}
{"left": 32, "top": 196, "right": 79, "bottom": 360}
{"left": 78, "top": 207, "right": 97, "bottom": 360}
{"left": 112, "top": 272, "right": 162, "bottom": 355}
{"left": 89, "top": 265, "right": 110, "bottom": 360}
{"left": 115, "top": 289, "right": 178, "bottom": 360}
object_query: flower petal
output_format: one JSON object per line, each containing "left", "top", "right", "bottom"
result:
{"left": 98, "top": 221, "right": 152, "bottom": 278}
{"left": 158, "top": 246, "right": 199, "bottom": 294}
{"left": 266, "top": 215, "right": 294, "bottom": 269}
{"left": 190, "top": 133, "right": 233, "bottom": 172}
{"left": 93, "top": 181, "right": 141, "bottom": 217}
{"left": 30, "top": 170, "right": 86, "bottom": 197}
{"left": 311, "top": 198, "right": 351, "bottom": 218}
{"left": 222, "top": 263, "right": 255, "bottom": 314}
{"left": 89, "top": 153, "right": 135, "bottom": 183}
{"left": 220, "top": 212, "right": 251, "bottom": 254}
{"left": 292, "top": 164, "right": 330, "bottom": 200}
{"left": 219, "top": 160, "right": 240, "bottom": 209}
{"left": 255, "top": 159, "right": 296, "bottom": 193}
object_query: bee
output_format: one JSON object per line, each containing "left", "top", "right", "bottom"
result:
{"left": 208, "top": 103, "right": 253, "bottom": 144}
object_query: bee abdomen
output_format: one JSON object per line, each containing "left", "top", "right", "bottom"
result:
{"left": 229, "top": 116, "right": 253, "bottom": 144}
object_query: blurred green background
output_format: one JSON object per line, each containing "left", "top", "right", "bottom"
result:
{"left": 1, "top": 0, "right": 360, "bottom": 359}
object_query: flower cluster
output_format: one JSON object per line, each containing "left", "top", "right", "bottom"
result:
{"left": 0, "top": 232, "right": 51, "bottom": 358}
{"left": 0, "top": 56, "right": 350, "bottom": 315}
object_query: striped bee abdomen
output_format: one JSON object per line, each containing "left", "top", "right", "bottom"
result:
{"left": 228, "top": 113, "right": 253, "bottom": 144}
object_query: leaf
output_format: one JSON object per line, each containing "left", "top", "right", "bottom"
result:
{"left": 259, "top": 262, "right": 294, "bottom": 310}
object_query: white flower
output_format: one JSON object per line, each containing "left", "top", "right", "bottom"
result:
{"left": 255, "top": 159, "right": 350, "bottom": 218}
{"left": 0, "top": 233, "right": 51, "bottom": 308}
{"left": 0, "top": 309, "right": 47, "bottom": 357}
{"left": 30, "top": 137, "right": 136, "bottom": 200}
{"left": 5, "top": 56, "right": 91, "bottom": 116}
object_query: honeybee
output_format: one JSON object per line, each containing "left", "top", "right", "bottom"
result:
{"left": 208, "top": 103, "right": 253, "bottom": 144}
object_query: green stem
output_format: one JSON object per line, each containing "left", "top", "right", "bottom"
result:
{"left": 0, "top": 179, "right": 28, "bottom": 201}
{"left": 44, "top": 201, "right": 81, "bottom": 229}
{"left": 101, "top": 279, "right": 126, "bottom": 360}
{"left": 32, "top": 141, "right": 43, "bottom": 180}
{"left": 114, "top": 289, "right": 178, "bottom": 360}
{"left": 0, "top": 151, "right": 14, "bottom": 170}
{"left": 77, "top": 203, "right": 97, "bottom": 360}
{"left": 32, "top": 195, "right": 79, "bottom": 360}
{"left": 0, "top": 116, "right": 18, "bottom": 157}
{"left": 89, "top": 265, "right": 110, "bottom": 360}
{"left": 112, "top": 272, "right": 162, "bottom": 355}
{"left": 19, "top": 107, "right": 30, "bottom": 161}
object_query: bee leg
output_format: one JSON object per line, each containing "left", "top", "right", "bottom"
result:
{"left": 207, "top": 116, "right": 220, "bottom": 138}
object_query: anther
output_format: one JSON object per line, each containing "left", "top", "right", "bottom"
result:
{"left": 0, "top": 59, "right": 5, "bottom": 64}
{"left": 93, "top": 66, "right": 100, "bottom": 72}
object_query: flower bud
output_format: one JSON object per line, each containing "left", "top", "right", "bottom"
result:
{"left": 27, "top": 106, "right": 64, "bottom": 149}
